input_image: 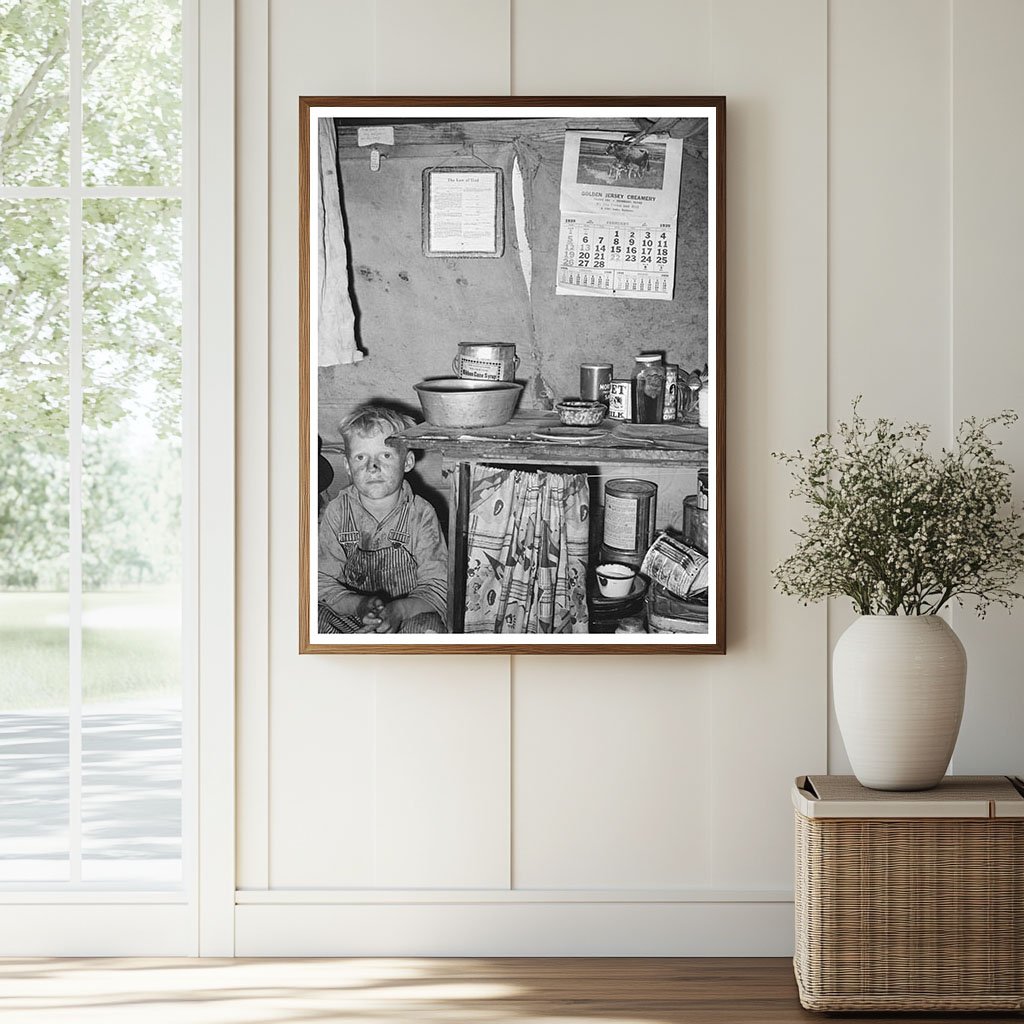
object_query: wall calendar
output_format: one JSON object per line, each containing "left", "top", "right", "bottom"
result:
{"left": 556, "top": 129, "right": 684, "bottom": 301}
{"left": 558, "top": 218, "right": 675, "bottom": 297}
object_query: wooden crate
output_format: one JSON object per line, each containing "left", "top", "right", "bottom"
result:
{"left": 793, "top": 775, "right": 1024, "bottom": 1011}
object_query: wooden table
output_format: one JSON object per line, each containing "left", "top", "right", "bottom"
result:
{"left": 393, "top": 414, "right": 709, "bottom": 632}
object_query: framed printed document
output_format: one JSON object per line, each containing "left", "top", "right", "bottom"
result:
{"left": 422, "top": 166, "right": 504, "bottom": 258}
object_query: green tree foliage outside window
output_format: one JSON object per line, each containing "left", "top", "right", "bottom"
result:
{"left": 1, "top": 0, "right": 182, "bottom": 591}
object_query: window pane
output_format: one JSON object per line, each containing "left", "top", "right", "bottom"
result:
{"left": 81, "top": 657, "right": 181, "bottom": 883}
{"left": 82, "top": 0, "right": 181, "bottom": 187}
{"left": 0, "top": 199, "right": 70, "bottom": 880}
{"left": 81, "top": 198, "right": 181, "bottom": 883}
{"left": 0, "top": 0, "right": 70, "bottom": 186}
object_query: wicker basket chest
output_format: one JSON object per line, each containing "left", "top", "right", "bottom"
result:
{"left": 793, "top": 774, "right": 1024, "bottom": 1012}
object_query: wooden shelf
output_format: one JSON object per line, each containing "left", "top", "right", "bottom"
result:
{"left": 392, "top": 414, "right": 709, "bottom": 633}
{"left": 395, "top": 413, "right": 708, "bottom": 466}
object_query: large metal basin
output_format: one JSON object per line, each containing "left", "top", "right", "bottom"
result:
{"left": 413, "top": 378, "right": 523, "bottom": 428}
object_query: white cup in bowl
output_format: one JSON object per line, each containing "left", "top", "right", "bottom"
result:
{"left": 595, "top": 563, "right": 636, "bottom": 599}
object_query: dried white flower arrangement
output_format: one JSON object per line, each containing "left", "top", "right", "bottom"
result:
{"left": 773, "top": 401, "right": 1024, "bottom": 616}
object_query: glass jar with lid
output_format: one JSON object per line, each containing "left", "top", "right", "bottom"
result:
{"left": 631, "top": 354, "right": 665, "bottom": 423}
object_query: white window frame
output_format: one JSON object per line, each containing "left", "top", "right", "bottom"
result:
{"left": 195, "top": 0, "right": 236, "bottom": 957}
{"left": 0, "top": 0, "right": 234, "bottom": 956}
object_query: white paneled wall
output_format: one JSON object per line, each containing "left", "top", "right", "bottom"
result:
{"left": 826, "top": 0, "right": 953, "bottom": 773}
{"left": 260, "top": 0, "right": 518, "bottom": 898}
{"left": 234, "top": 0, "right": 1024, "bottom": 954}
{"left": 236, "top": 0, "right": 272, "bottom": 896}
{"left": 511, "top": 0, "right": 713, "bottom": 94}
{"left": 373, "top": 661, "right": 511, "bottom": 888}
{"left": 376, "top": 0, "right": 510, "bottom": 94}
{"left": 829, "top": 0, "right": 951, "bottom": 430}
{"left": 827, "top": 0, "right": 1024, "bottom": 780}
{"left": 263, "top": 0, "right": 376, "bottom": 890}
{"left": 705, "top": 0, "right": 828, "bottom": 890}
{"left": 948, "top": 0, "right": 1024, "bottom": 777}
{"left": 512, "top": 659, "right": 714, "bottom": 889}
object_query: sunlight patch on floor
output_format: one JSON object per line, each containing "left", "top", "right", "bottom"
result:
{"left": 0, "top": 958, "right": 681, "bottom": 1024}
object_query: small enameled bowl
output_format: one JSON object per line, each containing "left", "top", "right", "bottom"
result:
{"left": 595, "top": 562, "right": 637, "bottom": 599}
{"left": 555, "top": 399, "right": 606, "bottom": 426}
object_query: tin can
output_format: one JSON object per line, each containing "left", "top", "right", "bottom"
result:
{"left": 640, "top": 533, "right": 709, "bottom": 598}
{"left": 646, "top": 583, "right": 709, "bottom": 634}
{"left": 662, "top": 363, "right": 679, "bottom": 422}
{"left": 682, "top": 494, "right": 709, "bottom": 555}
{"left": 580, "top": 362, "right": 613, "bottom": 402}
{"left": 452, "top": 342, "right": 519, "bottom": 382}
{"left": 607, "top": 379, "right": 633, "bottom": 421}
{"left": 600, "top": 478, "right": 658, "bottom": 568}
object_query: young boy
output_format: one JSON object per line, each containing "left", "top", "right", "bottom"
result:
{"left": 317, "top": 405, "right": 448, "bottom": 634}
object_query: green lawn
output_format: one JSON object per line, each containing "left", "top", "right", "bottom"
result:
{"left": 0, "top": 589, "right": 181, "bottom": 710}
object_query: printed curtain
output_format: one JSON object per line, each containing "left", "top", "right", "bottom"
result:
{"left": 464, "top": 467, "right": 590, "bottom": 634}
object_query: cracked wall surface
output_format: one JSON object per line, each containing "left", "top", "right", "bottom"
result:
{"left": 317, "top": 119, "right": 709, "bottom": 523}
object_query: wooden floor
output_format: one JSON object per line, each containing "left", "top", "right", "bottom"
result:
{"left": 0, "top": 957, "right": 1019, "bottom": 1023}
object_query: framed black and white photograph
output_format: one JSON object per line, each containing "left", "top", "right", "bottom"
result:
{"left": 299, "top": 97, "right": 726, "bottom": 653}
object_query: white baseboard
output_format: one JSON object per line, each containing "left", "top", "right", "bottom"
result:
{"left": 0, "top": 904, "right": 196, "bottom": 956}
{"left": 235, "top": 897, "right": 795, "bottom": 956}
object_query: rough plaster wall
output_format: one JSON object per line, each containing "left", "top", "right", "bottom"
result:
{"left": 317, "top": 122, "right": 709, "bottom": 518}
{"left": 318, "top": 141, "right": 529, "bottom": 436}
{"left": 318, "top": 141, "right": 527, "bottom": 507}
{"left": 522, "top": 137, "right": 709, "bottom": 400}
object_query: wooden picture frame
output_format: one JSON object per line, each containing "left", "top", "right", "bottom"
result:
{"left": 300, "top": 96, "right": 726, "bottom": 654}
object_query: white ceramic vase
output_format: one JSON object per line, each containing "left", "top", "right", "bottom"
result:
{"left": 833, "top": 615, "right": 967, "bottom": 791}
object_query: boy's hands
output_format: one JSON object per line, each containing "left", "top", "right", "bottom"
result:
{"left": 355, "top": 595, "right": 405, "bottom": 633}
{"left": 369, "top": 602, "right": 406, "bottom": 634}
{"left": 356, "top": 596, "right": 436, "bottom": 633}
{"left": 355, "top": 595, "right": 386, "bottom": 632}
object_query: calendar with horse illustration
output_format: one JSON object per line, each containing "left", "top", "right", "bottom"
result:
{"left": 556, "top": 129, "right": 684, "bottom": 300}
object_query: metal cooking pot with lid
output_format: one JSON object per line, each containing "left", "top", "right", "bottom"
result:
{"left": 452, "top": 342, "right": 520, "bottom": 382}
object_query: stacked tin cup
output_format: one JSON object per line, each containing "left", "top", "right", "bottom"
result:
{"left": 452, "top": 342, "right": 519, "bottom": 382}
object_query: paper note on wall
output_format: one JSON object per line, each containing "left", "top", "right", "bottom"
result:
{"left": 556, "top": 130, "right": 683, "bottom": 300}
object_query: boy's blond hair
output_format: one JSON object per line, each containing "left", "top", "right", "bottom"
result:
{"left": 338, "top": 405, "right": 415, "bottom": 457}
